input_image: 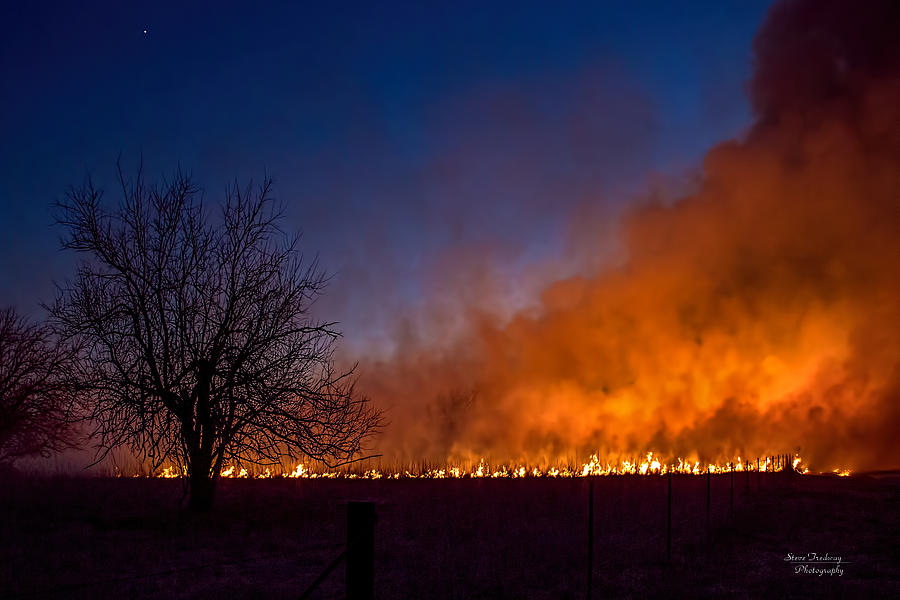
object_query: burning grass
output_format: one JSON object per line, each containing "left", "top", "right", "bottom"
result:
{"left": 140, "top": 452, "right": 821, "bottom": 480}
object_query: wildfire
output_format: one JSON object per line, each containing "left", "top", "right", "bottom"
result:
{"left": 142, "top": 452, "right": 844, "bottom": 479}
{"left": 793, "top": 457, "right": 809, "bottom": 474}
{"left": 159, "top": 465, "right": 185, "bottom": 478}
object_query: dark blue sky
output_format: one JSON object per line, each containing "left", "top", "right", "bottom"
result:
{"left": 0, "top": 1, "right": 772, "bottom": 347}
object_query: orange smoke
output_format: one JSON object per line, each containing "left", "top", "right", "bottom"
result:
{"left": 361, "top": 0, "right": 900, "bottom": 472}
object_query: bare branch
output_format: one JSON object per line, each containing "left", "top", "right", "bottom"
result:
{"left": 0, "top": 308, "right": 77, "bottom": 464}
{"left": 50, "top": 167, "right": 383, "bottom": 510}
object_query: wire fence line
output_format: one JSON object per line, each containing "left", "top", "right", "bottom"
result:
{"left": 298, "top": 528, "right": 375, "bottom": 600}
{"left": 4, "top": 461, "right": 797, "bottom": 600}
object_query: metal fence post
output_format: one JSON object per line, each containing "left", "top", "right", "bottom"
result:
{"left": 729, "top": 463, "right": 734, "bottom": 518}
{"left": 666, "top": 470, "right": 672, "bottom": 563}
{"left": 706, "top": 466, "right": 710, "bottom": 535}
{"left": 587, "top": 479, "right": 594, "bottom": 600}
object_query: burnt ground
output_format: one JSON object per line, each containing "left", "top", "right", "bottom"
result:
{"left": 0, "top": 470, "right": 897, "bottom": 599}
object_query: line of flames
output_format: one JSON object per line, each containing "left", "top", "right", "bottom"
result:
{"left": 144, "top": 453, "right": 850, "bottom": 480}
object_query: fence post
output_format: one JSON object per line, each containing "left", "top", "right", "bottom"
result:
{"left": 587, "top": 479, "right": 594, "bottom": 600}
{"left": 757, "top": 457, "right": 760, "bottom": 489}
{"left": 706, "top": 466, "right": 710, "bottom": 535}
{"left": 666, "top": 470, "right": 672, "bottom": 563}
{"left": 347, "top": 501, "right": 375, "bottom": 600}
{"left": 729, "top": 463, "right": 734, "bottom": 518}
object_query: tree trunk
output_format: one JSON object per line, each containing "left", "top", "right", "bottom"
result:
{"left": 188, "top": 447, "right": 216, "bottom": 512}
{"left": 188, "top": 471, "right": 216, "bottom": 512}
{"left": 188, "top": 359, "right": 217, "bottom": 512}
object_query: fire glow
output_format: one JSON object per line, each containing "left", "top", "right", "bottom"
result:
{"left": 355, "top": 0, "right": 900, "bottom": 476}
{"left": 148, "top": 452, "right": 831, "bottom": 480}
{"left": 111, "top": 0, "right": 899, "bottom": 480}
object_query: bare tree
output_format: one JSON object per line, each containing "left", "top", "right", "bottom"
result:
{"left": 0, "top": 307, "right": 74, "bottom": 466}
{"left": 50, "top": 165, "right": 382, "bottom": 510}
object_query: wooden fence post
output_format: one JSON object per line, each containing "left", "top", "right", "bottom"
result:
{"left": 347, "top": 501, "right": 375, "bottom": 600}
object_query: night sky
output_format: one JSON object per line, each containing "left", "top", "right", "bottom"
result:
{"left": 1, "top": 1, "right": 771, "bottom": 348}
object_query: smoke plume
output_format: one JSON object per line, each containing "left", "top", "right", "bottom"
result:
{"left": 360, "top": 0, "right": 900, "bottom": 472}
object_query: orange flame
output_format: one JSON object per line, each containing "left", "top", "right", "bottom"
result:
{"left": 143, "top": 452, "right": 845, "bottom": 479}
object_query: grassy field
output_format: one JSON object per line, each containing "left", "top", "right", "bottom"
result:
{"left": 0, "top": 470, "right": 897, "bottom": 599}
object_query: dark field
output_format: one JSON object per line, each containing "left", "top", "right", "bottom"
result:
{"left": 1, "top": 471, "right": 898, "bottom": 599}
